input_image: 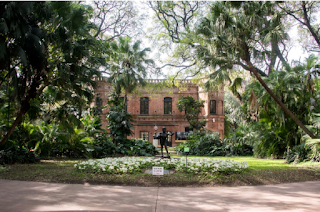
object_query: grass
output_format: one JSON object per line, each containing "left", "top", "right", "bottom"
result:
{"left": 0, "top": 156, "right": 320, "bottom": 187}
{"left": 176, "top": 156, "right": 292, "bottom": 169}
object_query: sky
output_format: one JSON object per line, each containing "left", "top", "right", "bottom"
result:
{"left": 86, "top": 1, "right": 312, "bottom": 79}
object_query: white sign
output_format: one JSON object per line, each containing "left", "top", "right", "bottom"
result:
{"left": 152, "top": 166, "right": 164, "bottom": 176}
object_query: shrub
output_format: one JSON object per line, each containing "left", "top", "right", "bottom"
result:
{"left": 224, "top": 142, "right": 253, "bottom": 156}
{"left": 91, "top": 136, "right": 158, "bottom": 158}
{"left": 91, "top": 134, "right": 117, "bottom": 158}
{"left": 127, "top": 139, "right": 158, "bottom": 156}
{"left": 285, "top": 143, "right": 310, "bottom": 164}
{"left": 0, "top": 147, "right": 40, "bottom": 165}
{"left": 309, "top": 151, "right": 320, "bottom": 162}
{"left": 175, "top": 131, "right": 253, "bottom": 157}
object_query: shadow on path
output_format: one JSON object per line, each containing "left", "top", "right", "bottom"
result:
{"left": 0, "top": 179, "right": 319, "bottom": 212}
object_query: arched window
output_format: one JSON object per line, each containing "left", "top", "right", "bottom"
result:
{"left": 210, "top": 100, "right": 216, "bottom": 114}
{"left": 164, "top": 97, "right": 172, "bottom": 114}
{"left": 140, "top": 97, "right": 149, "bottom": 114}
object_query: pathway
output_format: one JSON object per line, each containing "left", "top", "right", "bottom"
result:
{"left": 0, "top": 179, "right": 319, "bottom": 211}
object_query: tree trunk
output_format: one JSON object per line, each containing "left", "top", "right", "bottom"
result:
{"left": 124, "top": 91, "right": 127, "bottom": 111}
{"left": 302, "top": 2, "right": 320, "bottom": 49}
{"left": 246, "top": 60, "right": 316, "bottom": 139}
{"left": 0, "top": 82, "right": 47, "bottom": 145}
{"left": 0, "top": 110, "right": 26, "bottom": 145}
{"left": 239, "top": 40, "right": 316, "bottom": 138}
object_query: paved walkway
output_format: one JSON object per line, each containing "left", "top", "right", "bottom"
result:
{"left": 0, "top": 179, "right": 319, "bottom": 212}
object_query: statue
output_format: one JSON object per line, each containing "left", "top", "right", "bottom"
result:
{"left": 153, "top": 127, "right": 174, "bottom": 157}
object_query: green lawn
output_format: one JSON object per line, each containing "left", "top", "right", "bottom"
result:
{"left": 1, "top": 156, "right": 320, "bottom": 187}
{"left": 175, "top": 156, "right": 291, "bottom": 169}
{"left": 173, "top": 155, "right": 320, "bottom": 169}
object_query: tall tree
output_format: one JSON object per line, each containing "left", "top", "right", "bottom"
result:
{"left": 278, "top": 1, "right": 320, "bottom": 52}
{"left": 148, "top": 1, "right": 208, "bottom": 80}
{"left": 0, "top": 2, "right": 105, "bottom": 145}
{"left": 107, "top": 36, "right": 154, "bottom": 108}
{"left": 92, "top": 1, "right": 140, "bottom": 41}
{"left": 195, "top": 1, "right": 316, "bottom": 138}
{"left": 151, "top": 1, "right": 316, "bottom": 138}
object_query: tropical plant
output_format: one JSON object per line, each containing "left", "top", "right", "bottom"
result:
{"left": 195, "top": 1, "right": 316, "bottom": 139}
{"left": 106, "top": 90, "right": 133, "bottom": 145}
{"left": 0, "top": 2, "right": 105, "bottom": 145}
{"left": 239, "top": 54, "right": 320, "bottom": 158}
{"left": 177, "top": 96, "right": 206, "bottom": 130}
{"left": 175, "top": 131, "right": 253, "bottom": 157}
{"left": 107, "top": 36, "right": 154, "bottom": 108}
{"left": 285, "top": 143, "right": 310, "bottom": 164}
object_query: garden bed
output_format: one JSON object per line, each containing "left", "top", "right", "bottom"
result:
{"left": 0, "top": 156, "right": 320, "bottom": 187}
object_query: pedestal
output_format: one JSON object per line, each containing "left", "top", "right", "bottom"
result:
{"left": 154, "top": 155, "right": 171, "bottom": 159}
{"left": 153, "top": 139, "right": 158, "bottom": 147}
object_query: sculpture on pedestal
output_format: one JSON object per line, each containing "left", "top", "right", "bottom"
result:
{"left": 153, "top": 127, "right": 174, "bottom": 157}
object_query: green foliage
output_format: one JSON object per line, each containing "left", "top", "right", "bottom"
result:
{"left": 285, "top": 144, "right": 310, "bottom": 164}
{"left": 127, "top": 139, "right": 158, "bottom": 156}
{"left": 224, "top": 90, "right": 246, "bottom": 137}
{"left": 91, "top": 136, "right": 158, "bottom": 158}
{"left": 91, "top": 133, "right": 117, "bottom": 158}
{"left": 177, "top": 96, "right": 206, "bottom": 130}
{"left": 0, "top": 147, "right": 39, "bottom": 165}
{"left": 0, "top": 1, "right": 105, "bottom": 145}
{"left": 175, "top": 131, "right": 253, "bottom": 157}
{"left": 107, "top": 36, "right": 154, "bottom": 108}
{"left": 106, "top": 90, "right": 133, "bottom": 145}
{"left": 226, "top": 55, "right": 320, "bottom": 159}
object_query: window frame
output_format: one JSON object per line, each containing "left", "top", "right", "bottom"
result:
{"left": 140, "top": 97, "right": 149, "bottom": 115}
{"left": 210, "top": 100, "right": 216, "bottom": 114}
{"left": 95, "top": 95, "right": 102, "bottom": 114}
{"left": 164, "top": 97, "right": 172, "bottom": 115}
{"left": 140, "top": 131, "right": 149, "bottom": 142}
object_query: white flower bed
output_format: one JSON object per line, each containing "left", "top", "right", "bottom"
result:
{"left": 74, "top": 157, "right": 249, "bottom": 174}
{"left": 176, "top": 158, "right": 249, "bottom": 173}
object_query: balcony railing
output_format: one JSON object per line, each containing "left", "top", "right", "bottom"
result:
{"left": 145, "top": 79, "right": 193, "bottom": 84}
{"left": 93, "top": 77, "right": 193, "bottom": 84}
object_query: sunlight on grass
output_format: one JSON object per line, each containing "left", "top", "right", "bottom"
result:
{"left": 295, "top": 161, "right": 320, "bottom": 167}
{"left": 172, "top": 156, "right": 290, "bottom": 169}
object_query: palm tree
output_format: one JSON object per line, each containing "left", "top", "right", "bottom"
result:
{"left": 195, "top": 1, "right": 316, "bottom": 138}
{"left": 107, "top": 36, "right": 154, "bottom": 108}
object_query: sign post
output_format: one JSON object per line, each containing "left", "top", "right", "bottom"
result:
{"left": 184, "top": 147, "right": 190, "bottom": 170}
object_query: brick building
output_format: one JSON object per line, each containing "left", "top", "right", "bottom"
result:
{"left": 93, "top": 77, "right": 224, "bottom": 147}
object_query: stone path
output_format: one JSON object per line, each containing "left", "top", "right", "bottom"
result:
{"left": 0, "top": 179, "right": 319, "bottom": 211}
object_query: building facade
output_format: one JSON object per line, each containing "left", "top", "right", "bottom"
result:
{"left": 93, "top": 77, "right": 224, "bottom": 147}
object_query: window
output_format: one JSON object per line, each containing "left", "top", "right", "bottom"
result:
{"left": 95, "top": 95, "right": 102, "bottom": 115}
{"left": 210, "top": 100, "right": 216, "bottom": 114}
{"left": 140, "top": 97, "right": 149, "bottom": 114}
{"left": 140, "top": 131, "right": 149, "bottom": 141}
{"left": 164, "top": 97, "right": 172, "bottom": 114}
{"left": 185, "top": 127, "right": 193, "bottom": 133}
